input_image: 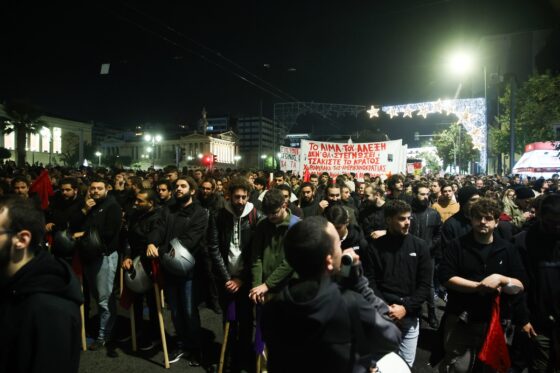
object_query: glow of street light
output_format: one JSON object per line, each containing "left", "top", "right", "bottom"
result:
{"left": 197, "top": 153, "right": 203, "bottom": 159}
{"left": 147, "top": 147, "right": 153, "bottom": 153}
{"left": 95, "top": 151, "right": 101, "bottom": 157}
{"left": 261, "top": 154, "right": 267, "bottom": 159}
{"left": 155, "top": 135, "right": 162, "bottom": 142}
{"left": 234, "top": 155, "right": 241, "bottom": 161}
{"left": 144, "top": 134, "right": 152, "bottom": 142}
{"left": 447, "top": 50, "right": 475, "bottom": 76}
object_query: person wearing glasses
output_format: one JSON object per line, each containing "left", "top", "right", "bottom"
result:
{"left": 0, "top": 197, "right": 83, "bottom": 373}
{"left": 207, "top": 177, "right": 262, "bottom": 372}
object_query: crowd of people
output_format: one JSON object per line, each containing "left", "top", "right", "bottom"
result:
{"left": 0, "top": 162, "right": 559, "bottom": 373}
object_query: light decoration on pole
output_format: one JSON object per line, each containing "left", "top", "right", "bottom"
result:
{"left": 376, "top": 97, "right": 487, "bottom": 170}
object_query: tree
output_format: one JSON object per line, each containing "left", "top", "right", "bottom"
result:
{"left": 0, "top": 147, "right": 11, "bottom": 160}
{"left": 416, "top": 150, "right": 442, "bottom": 174}
{"left": 433, "top": 122, "right": 480, "bottom": 173}
{"left": 59, "top": 132, "right": 81, "bottom": 166}
{"left": 490, "top": 73, "right": 560, "bottom": 158}
{"left": 0, "top": 100, "right": 47, "bottom": 167}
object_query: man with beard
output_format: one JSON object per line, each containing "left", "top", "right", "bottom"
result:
{"left": 207, "top": 177, "right": 261, "bottom": 372}
{"left": 45, "top": 177, "right": 84, "bottom": 255}
{"left": 320, "top": 184, "right": 357, "bottom": 225}
{"left": 0, "top": 197, "right": 83, "bottom": 373}
{"left": 297, "top": 182, "right": 322, "bottom": 217}
{"left": 409, "top": 183, "right": 442, "bottom": 329}
{"left": 156, "top": 179, "right": 175, "bottom": 207}
{"left": 72, "top": 178, "right": 122, "bottom": 356}
{"left": 432, "top": 184, "right": 459, "bottom": 223}
{"left": 365, "top": 200, "right": 432, "bottom": 367}
{"left": 122, "top": 189, "right": 165, "bottom": 350}
{"left": 513, "top": 194, "right": 560, "bottom": 373}
{"left": 197, "top": 178, "right": 224, "bottom": 314}
{"left": 440, "top": 186, "right": 481, "bottom": 249}
{"left": 10, "top": 176, "right": 42, "bottom": 209}
{"left": 386, "top": 175, "right": 412, "bottom": 204}
{"left": 359, "top": 185, "right": 387, "bottom": 240}
{"left": 148, "top": 176, "right": 208, "bottom": 365}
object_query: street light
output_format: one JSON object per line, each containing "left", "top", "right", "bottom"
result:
{"left": 144, "top": 133, "right": 162, "bottom": 168}
{"left": 95, "top": 151, "right": 102, "bottom": 167}
{"left": 234, "top": 155, "right": 241, "bottom": 168}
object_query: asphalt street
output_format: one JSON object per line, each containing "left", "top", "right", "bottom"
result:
{"left": 78, "top": 298, "right": 446, "bottom": 373}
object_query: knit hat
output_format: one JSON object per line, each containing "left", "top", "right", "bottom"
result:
{"left": 457, "top": 186, "right": 479, "bottom": 205}
{"left": 514, "top": 187, "right": 534, "bottom": 200}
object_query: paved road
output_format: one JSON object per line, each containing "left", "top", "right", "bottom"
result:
{"left": 79, "top": 299, "right": 445, "bottom": 373}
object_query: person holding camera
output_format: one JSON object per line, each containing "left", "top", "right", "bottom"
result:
{"left": 262, "top": 216, "right": 401, "bottom": 373}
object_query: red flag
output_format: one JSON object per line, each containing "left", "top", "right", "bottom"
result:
{"left": 29, "top": 170, "right": 54, "bottom": 210}
{"left": 119, "top": 283, "right": 136, "bottom": 310}
{"left": 478, "top": 296, "right": 511, "bottom": 373}
{"left": 303, "top": 166, "right": 310, "bottom": 182}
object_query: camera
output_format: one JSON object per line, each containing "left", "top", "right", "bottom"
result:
{"left": 340, "top": 253, "right": 353, "bottom": 277}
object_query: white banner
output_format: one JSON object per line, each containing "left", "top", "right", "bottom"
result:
{"left": 279, "top": 146, "right": 300, "bottom": 173}
{"left": 298, "top": 139, "right": 406, "bottom": 179}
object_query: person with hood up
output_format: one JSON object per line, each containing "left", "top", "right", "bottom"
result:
{"left": 0, "top": 197, "right": 83, "bottom": 373}
{"left": 207, "top": 177, "right": 261, "bottom": 372}
{"left": 262, "top": 216, "right": 401, "bottom": 373}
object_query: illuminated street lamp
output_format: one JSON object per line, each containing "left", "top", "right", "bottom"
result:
{"left": 95, "top": 151, "right": 102, "bottom": 167}
{"left": 144, "top": 133, "right": 162, "bottom": 167}
{"left": 234, "top": 155, "right": 241, "bottom": 168}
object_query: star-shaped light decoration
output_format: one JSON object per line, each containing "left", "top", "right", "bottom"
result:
{"left": 433, "top": 99, "right": 444, "bottom": 114}
{"left": 472, "top": 141, "right": 483, "bottom": 151}
{"left": 402, "top": 106, "right": 414, "bottom": 118}
{"left": 367, "top": 105, "right": 380, "bottom": 118}
{"left": 457, "top": 110, "right": 472, "bottom": 124}
{"left": 386, "top": 106, "right": 400, "bottom": 119}
{"left": 417, "top": 105, "right": 430, "bottom": 119}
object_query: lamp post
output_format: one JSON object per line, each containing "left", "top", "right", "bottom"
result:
{"left": 95, "top": 151, "right": 102, "bottom": 167}
{"left": 260, "top": 154, "right": 267, "bottom": 169}
{"left": 234, "top": 155, "right": 241, "bottom": 168}
{"left": 144, "top": 134, "right": 162, "bottom": 168}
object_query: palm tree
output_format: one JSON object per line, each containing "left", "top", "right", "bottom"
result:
{"left": 0, "top": 100, "right": 46, "bottom": 167}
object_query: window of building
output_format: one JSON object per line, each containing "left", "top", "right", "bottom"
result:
{"left": 53, "top": 127, "right": 62, "bottom": 153}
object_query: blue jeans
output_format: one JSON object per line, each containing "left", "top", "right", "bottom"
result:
{"left": 165, "top": 276, "right": 201, "bottom": 350}
{"left": 84, "top": 251, "right": 118, "bottom": 341}
{"left": 398, "top": 316, "right": 420, "bottom": 367}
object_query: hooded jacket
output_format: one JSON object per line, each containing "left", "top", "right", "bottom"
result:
{"left": 207, "top": 201, "right": 261, "bottom": 283}
{"left": 358, "top": 201, "right": 386, "bottom": 237}
{"left": 262, "top": 266, "right": 401, "bottom": 373}
{"left": 0, "top": 251, "right": 83, "bottom": 373}
{"left": 410, "top": 199, "right": 442, "bottom": 259}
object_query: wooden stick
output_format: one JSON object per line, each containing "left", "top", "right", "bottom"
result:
{"left": 160, "top": 289, "right": 165, "bottom": 309}
{"left": 80, "top": 283, "right": 87, "bottom": 351}
{"left": 218, "top": 321, "right": 230, "bottom": 373}
{"left": 129, "top": 303, "right": 137, "bottom": 352}
{"left": 154, "top": 283, "right": 170, "bottom": 368}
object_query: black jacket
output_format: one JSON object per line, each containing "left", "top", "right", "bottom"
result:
{"left": 73, "top": 195, "right": 122, "bottom": 254}
{"left": 198, "top": 193, "right": 225, "bottom": 214}
{"left": 46, "top": 192, "right": 84, "bottom": 233}
{"left": 299, "top": 198, "right": 321, "bottom": 218}
{"left": 0, "top": 251, "right": 83, "bottom": 373}
{"left": 439, "top": 232, "right": 527, "bottom": 323}
{"left": 341, "top": 224, "right": 368, "bottom": 253}
{"left": 409, "top": 201, "right": 442, "bottom": 259}
{"left": 364, "top": 233, "right": 432, "bottom": 316}
{"left": 207, "top": 201, "right": 260, "bottom": 283}
{"left": 513, "top": 224, "right": 560, "bottom": 331}
{"left": 262, "top": 266, "right": 401, "bottom": 373}
{"left": 160, "top": 199, "right": 209, "bottom": 260}
{"left": 125, "top": 206, "right": 167, "bottom": 259}
{"left": 358, "top": 201, "right": 386, "bottom": 237}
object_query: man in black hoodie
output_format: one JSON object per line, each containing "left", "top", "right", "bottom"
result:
{"left": 0, "top": 197, "right": 83, "bottom": 373}
{"left": 262, "top": 216, "right": 401, "bottom": 373}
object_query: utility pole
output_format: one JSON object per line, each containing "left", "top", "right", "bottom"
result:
{"left": 509, "top": 76, "right": 517, "bottom": 173}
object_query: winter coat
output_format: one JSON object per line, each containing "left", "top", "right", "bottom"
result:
{"left": 0, "top": 251, "right": 83, "bottom": 373}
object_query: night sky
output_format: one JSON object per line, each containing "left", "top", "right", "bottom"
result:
{"left": 1, "top": 1, "right": 558, "bottom": 143}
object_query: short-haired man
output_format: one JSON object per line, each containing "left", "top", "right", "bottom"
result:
{"left": 250, "top": 189, "right": 300, "bottom": 304}
{"left": 432, "top": 183, "right": 459, "bottom": 223}
{"left": 156, "top": 179, "right": 175, "bottom": 207}
{"left": 297, "top": 181, "right": 321, "bottom": 217}
{"left": 10, "top": 176, "right": 42, "bottom": 208}
{"left": 438, "top": 198, "right": 526, "bottom": 372}
{"left": 207, "top": 177, "right": 261, "bottom": 372}
{"left": 0, "top": 197, "right": 83, "bottom": 373}
{"left": 321, "top": 184, "right": 357, "bottom": 225}
{"left": 45, "top": 177, "right": 85, "bottom": 251}
{"left": 359, "top": 185, "right": 387, "bottom": 240}
{"left": 262, "top": 216, "right": 401, "bottom": 372}
{"left": 364, "top": 200, "right": 433, "bottom": 367}
{"left": 72, "top": 178, "right": 122, "bottom": 356}
{"left": 275, "top": 184, "right": 303, "bottom": 218}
